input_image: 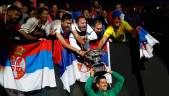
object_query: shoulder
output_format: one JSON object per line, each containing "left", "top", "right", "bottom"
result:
{"left": 121, "top": 20, "right": 129, "bottom": 25}
{"left": 28, "top": 17, "right": 38, "bottom": 22}
{"left": 105, "top": 25, "right": 114, "bottom": 31}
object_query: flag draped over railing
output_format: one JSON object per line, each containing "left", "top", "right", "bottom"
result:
{"left": 52, "top": 40, "right": 81, "bottom": 92}
{"left": 0, "top": 40, "right": 56, "bottom": 92}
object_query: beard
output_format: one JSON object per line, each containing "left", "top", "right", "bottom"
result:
{"left": 63, "top": 26, "right": 71, "bottom": 32}
{"left": 80, "top": 27, "right": 86, "bottom": 32}
{"left": 113, "top": 22, "right": 121, "bottom": 29}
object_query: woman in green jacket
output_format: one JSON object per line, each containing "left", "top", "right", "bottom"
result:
{"left": 85, "top": 68, "right": 125, "bottom": 96}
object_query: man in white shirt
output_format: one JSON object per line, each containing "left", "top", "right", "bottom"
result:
{"left": 69, "top": 16, "right": 97, "bottom": 50}
{"left": 19, "top": 7, "right": 49, "bottom": 40}
{"left": 46, "top": 13, "right": 85, "bottom": 56}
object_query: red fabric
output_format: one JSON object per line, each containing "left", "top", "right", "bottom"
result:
{"left": 52, "top": 39, "right": 71, "bottom": 65}
{"left": 52, "top": 40, "right": 63, "bottom": 64}
{"left": 107, "top": 11, "right": 113, "bottom": 25}
{"left": 89, "top": 40, "right": 107, "bottom": 51}
{"left": 9, "top": 40, "right": 52, "bottom": 56}
{"left": 33, "top": 0, "right": 37, "bottom": 8}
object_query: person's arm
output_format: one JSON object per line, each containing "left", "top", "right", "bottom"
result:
{"left": 98, "top": 35, "right": 109, "bottom": 49}
{"left": 123, "top": 20, "right": 141, "bottom": 36}
{"left": 69, "top": 33, "right": 82, "bottom": 50}
{"left": 85, "top": 68, "right": 97, "bottom": 96}
{"left": 71, "top": 23, "right": 85, "bottom": 45}
{"left": 18, "top": 17, "right": 39, "bottom": 40}
{"left": 18, "top": 30, "right": 38, "bottom": 40}
{"left": 98, "top": 26, "right": 113, "bottom": 49}
{"left": 56, "top": 32, "right": 84, "bottom": 56}
{"left": 72, "top": 30, "right": 85, "bottom": 45}
{"left": 109, "top": 71, "right": 125, "bottom": 95}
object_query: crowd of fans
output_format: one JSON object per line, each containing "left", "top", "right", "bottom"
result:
{"left": 0, "top": 0, "right": 169, "bottom": 96}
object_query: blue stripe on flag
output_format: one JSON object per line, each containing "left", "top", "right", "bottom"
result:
{"left": 26, "top": 50, "right": 54, "bottom": 73}
{"left": 101, "top": 52, "right": 109, "bottom": 66}
{"left": 139, "top": 28, "right": 148, "bottom": 48}
{"left": 3, "top": 50, "right": 54, "bottom": 73}
{"left": 59, "top": 48, "right": 77, "bottom": 75}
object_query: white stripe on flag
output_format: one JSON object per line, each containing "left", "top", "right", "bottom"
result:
{"left": 140, "top": 33, "right": 159, "bottom": 58}
{"left": 105, "top": 42, "right": 112, "bottom": 83}
{"left": 0, "top": 67, "right": 56, "bottom": 92}
{"left": 60, "top": 60, "right": 81, "bottom": 92}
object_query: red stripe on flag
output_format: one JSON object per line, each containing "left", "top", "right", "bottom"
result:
{"left": 10, "top": 40, "right": 52, "bottom": 57}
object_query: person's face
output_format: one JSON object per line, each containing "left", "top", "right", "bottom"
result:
{"left": 102, "top": 10, "right": 107, "bottom": 18}
{"left": 22, "top": 6, "right": 28, "bottom": 13}
{"left": 116, "top": 4, "right": 122, "bottom": 11}
{"left": 39, "top": 3, "right": 45, "bottom": 8}
{"left": 59, "top": 12, "right": 64, "bottom": 19}
{"left": 8, "top": 10, "right": 21, "bottom": 23}
{"left": 96, "top": 78, "right": 108, "bottom": 91}
{"left": 94, "top": 1, "right": 99, "bottom": 7}
{"left": 39, "top": 10, "right": 48, "bottom": 22}
{"left": 94, "top": 23, "right": 103, "bottom": 34}
{"left": 77, "top": 18, "right": 87, "bottom": 31}
{"left": 61, "top": 19, "right": 72, "bottom": 32}
{"left": 14, "top": 1, "right": 23, "bottom": 11}
{"left": 112, "top": 17, "right": 121, "bottom": 28}
{"left": 83, "top": 10, "right": 90, "bottom": 18}
{"left": 52, "top": 5, "right": 58, "bottom": 12}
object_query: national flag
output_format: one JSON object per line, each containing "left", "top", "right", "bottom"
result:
{"left": 52, "top": 40, "right": 81, "bottom": 92}
{"left": 0, "top": 40, "right": 56, "bottom": 92}
{"left": 139, "top": 27, "right": 159, "bottom": 58}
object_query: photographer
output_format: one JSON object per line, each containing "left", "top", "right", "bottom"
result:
{"left": 85, "top": 68, "right": 125, "bottom": 96}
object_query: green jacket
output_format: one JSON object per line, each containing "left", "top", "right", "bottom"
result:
{"left": 85, "top": 71, "right": 125, "bottom": 96}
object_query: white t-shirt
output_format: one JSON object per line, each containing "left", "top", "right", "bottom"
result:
{"left": 69, "top": 23, "right": 97, "bottom": 50}
{"left": 45, "top": 20, "right": 76, "bottom": 36}
{"left": 45, "top": 20, "right": 63, "bottom": 36}
{"left": 20, "top": 17, "right": 49, "bottom": 35}
{"left": 71, "top": 23, "right": 97, "bottom": 40}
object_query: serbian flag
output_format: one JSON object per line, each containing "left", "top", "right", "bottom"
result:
{"left": 52, "top": 40, "right": 81, "bottom": 92}
{"left": 139, "top": 27, "right": 159, "bottom": 58}
{"left": 0, "top": 40, "right": 56, "bottom": 92}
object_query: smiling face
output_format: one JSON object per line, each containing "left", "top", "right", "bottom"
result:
{"left": 39, "top": 9, "right": 48, "bottom": 23}
{"left": 61, "top": 19, "right": 72, "bottom": 32}
{"left": 51, "top": 4, "right": 58, "bottom": 12}
{"left": 112, "top": 17, "right": 122, "bottom": 28}
{"left": 7, "top": 9, "right": 21, "bottom": 23}
{"left": 96, "top": 78, "right": 108, "bottom": 91}
{"left": 94, "top": 22, "right": 103, "bottom": 34}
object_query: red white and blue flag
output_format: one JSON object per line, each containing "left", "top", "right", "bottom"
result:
{"left": 0, "top": 40, "right": 56, "bottom": 92}
{"left": 52, "top": 40, "right": 81, "bottom": 92}
{"left": 139, "top": 27, "right": 159, "bottom": 58}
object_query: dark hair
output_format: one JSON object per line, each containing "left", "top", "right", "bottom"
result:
{"left": 61, "top": 13, "right": 72, "bottom": 22}
{"left": 92, "top": 75, "right": 107, "bottom": 92}
{"left": 37, "top": 7, "right": 48, "bottom": 15}
{"left": 7, "top": 5, "right": 22, "bottom": 14}
{"left": 75, "top": 16, "right": 85, "bottom": 23}
{"left": 93, "top": 19, "right": 102, "bottom": 27}
{"left": 95, "top": 75, "right": 106, "bottom": 84}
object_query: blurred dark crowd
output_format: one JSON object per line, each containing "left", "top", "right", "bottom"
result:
{"left": 1, "top": 0, "right": 168, "bottom": 61}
